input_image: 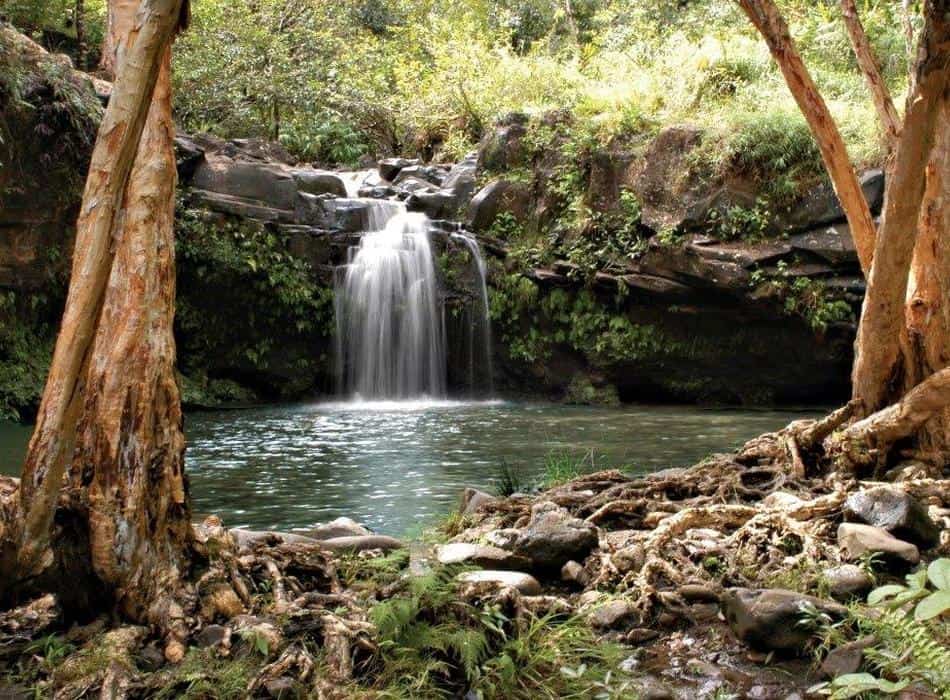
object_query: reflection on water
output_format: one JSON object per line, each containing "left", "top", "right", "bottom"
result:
{"left": 0, "top": 402, "right": 819, "bottom": 534}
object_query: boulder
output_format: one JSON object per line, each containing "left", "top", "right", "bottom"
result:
{"left": 301, "top": 517, "right": 371, "bottom": 541}
{"left": 174, "top": 135, "right": 205, "bottom": 183}
{"left": 823, "top": 564, "right": 874, "bottom": 601}
{"left": 561, "top": 560, "right": 590, "bottom": 588}
{"left": 637, "top": 239, "right": 751, "bottom": 291}
{"left": 294, "top": 195, "right": 369, "bottom": 232}
{"left": 721, "top": 588, "right": 847, "bottom": 653}
{"left": 459, "top": 487, "right": 495, "bottom": 516}
{"left": 442, "top": 153, "right": 478, "bottom": 203}
{"left": 821, "top": 637, "right": 876, "bottom": 679}
{"left": 477, "top": 113, "right": 529, "bottom": 172}
{"left": 508, "top": 501, "right": 599, "bottom": 570}
{"left": 393, "top": 165, "right": 446, "bottom": 187}
{"left": 843, "top": 487, "right": 940, "bottom": 549}
{"left": 195, "top": 624, "right": 231, "bottom": 650}
{"left": 292, "top": 169, "right": 347, "bottom": 198}
{"left": 837, "top": 523, "right": 920, "bottom": 569}
{"left": 435, "top": 543, "right": 531, "bottom": 570}
{"left": 319, "top": 535, "right": 405, "bottom": 553}
{"left": 192, "top": 157, "right": 299, "bottom": 210}
{"left": 777, "top": 169, "right": 884, "bottom": 232}
{"left": 378, "top": 157, "right": 418, "bottom": 182}
{"left": 467, "top": 179, "right": 533, "bottom": 232}
{"left": 789, "top": 224, "right": 859, "bottom": 266}
{"left": 588, "top": 600, "right": 641, "bottom": 630}
{"left": 457, "top": 570, "right": 542, "bottom": 595}
{"left": 190, "top": 189, "right": 295, "bottom": 223}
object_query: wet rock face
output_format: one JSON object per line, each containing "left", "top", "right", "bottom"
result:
{"left": 508, "top": 501, "right": 599, "bottom": 571}
{"left": 837, "top": 523, "right": 920, "bottom": 569}
{"left": 844, "top": 487, "right": 940, "bottom": 549}
{"left": 720, "top": 588, "right": 847, "bottom": 653}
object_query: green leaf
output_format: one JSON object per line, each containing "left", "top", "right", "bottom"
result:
{"left": 914, "top": 589, "right": 950, "bottom": 621}
{"left": 867, "top": 584, "right": 906, "bottom": 605}
{"left": 927, "top": 558, "right": 950, "bottom": 591}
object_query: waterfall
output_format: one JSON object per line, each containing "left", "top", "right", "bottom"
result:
{"left": 335, "top": 205, "right": 447, "bottom": 399}
{"left": 452, "top": 233, "right": 494, "bottom": 396}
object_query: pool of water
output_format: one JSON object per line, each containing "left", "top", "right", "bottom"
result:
{"left": 0, "top": 401, "right": 818, "bottom": 535}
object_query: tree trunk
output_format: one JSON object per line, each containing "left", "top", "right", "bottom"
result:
{"left": 12, "top": 0, "right": 191, "bottom": 659}
{"left": 839, "top": 0, "right": 901, "bottom": 150}
{"left": 850, "top": 2, "right": 950, "bottom": 416}
{"left": 902, "top": 100, "right": 950, "bottom": 455}
{"left": 735, "top": 0, "right": 877, "bottom": 274}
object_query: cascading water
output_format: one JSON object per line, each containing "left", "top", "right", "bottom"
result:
{"left": 335, "top": 203, "right": 447, "bottom": 399}
{"left": 451, "top": 233, "right": 494, "bottom": 395}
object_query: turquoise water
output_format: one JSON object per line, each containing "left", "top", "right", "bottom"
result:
{"left": 0, "top": 401, "right": 817, "bottom": 534}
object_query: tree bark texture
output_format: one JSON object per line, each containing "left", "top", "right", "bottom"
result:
{"left": 735, "top": 0, "right": 878, "bottom": 274}
{"left": 13, "top": 0, "right": 191, "bottom": 655}
{"left": 851, "top": 1, "right": 950, "bottom": 416}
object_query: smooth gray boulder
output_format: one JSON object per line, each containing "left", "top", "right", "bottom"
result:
{"left": 721, "top": 588, "right": 847, "bottom": 653}
{"left": 378, "top": 157, "right": 417, "bottom": 181}
{"left": 300, "top": 517, "right": 371, "bottom": 541}
{"left": 459, "top": 487, "right": 495, "bottom": 516}
{"left": 588, "top": 599, "right": 641, "bottom": 630}
{"left": 436, "top": 543, "right": 531, "bottom": 571}
{"left": 192, "top": 157, "right": 298, "bottom": 209}
{"left": 844, "top": 486, "right": 940, "bottom": 549}
{"left": 292, "top": 169, "right": 347, "bottom": 197}
{"left": 457, "top": 570, "right": 542, "bottom": 595}
{"left": 509, "top": 501, "right": 599, "bottom": 570}
{"left": 837, "top": 523, "right": 920, "bottom": 569}
{"left": 823, "top": 564, "right": 874, "bottom": 601}
{"left": 319, "top": 535, "right": 405, "bottom": 553}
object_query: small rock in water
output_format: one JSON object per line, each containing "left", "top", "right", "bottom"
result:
{"left": 436, "top": 542, "right": 530, "bottom": 570}
{"left": 301, "top": 517, "right": 371, "bottom": 541}
{"left": 837, "top": 523, "right": 920, "bottom": 569}
{"left": 823, "top": 564, "right": 873, "bottom": 601}
{"left": 457, "top": 570, "right": 542, "bottom": 595}
{"left": 319, "top": 535, "right": 405, "bottom": 553}
{"left": 588, "top": 600, "right": 641, "bottom": 630}
{"left": 560, "top": 560, "right": 590, "bottom": 588}
{"left": 844, "top": 487, "right": 940, "bottom": 549}
{"left": 720, "top": 588, "right": 847, "bottom": 653}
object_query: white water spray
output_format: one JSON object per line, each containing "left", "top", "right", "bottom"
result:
{"left": 335, "top": 205, "right": 447, "bottom": 399}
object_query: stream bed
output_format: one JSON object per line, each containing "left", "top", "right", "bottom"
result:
{"left": 0, "top": 401, "right": 820, "bottom": 534}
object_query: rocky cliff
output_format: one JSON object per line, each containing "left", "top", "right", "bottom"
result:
{"left": 0, "top": 26, "right": 874, "bottom": 418}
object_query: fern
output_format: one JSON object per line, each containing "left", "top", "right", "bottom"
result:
{"left": 858, "top": 608, "right": 950, "bottom": 698}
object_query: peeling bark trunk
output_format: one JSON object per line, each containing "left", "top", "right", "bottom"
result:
{"left": 839, "top": 0, "right": 901, "bottom": 150}
{"left": 851, "top": 3, "right": 950, "bottom": 416}
{"left": 902, "top": 101, "right": 950, "bottom": 454}
{"left": 11, "top": 0, "right": 191, "bottom": 656}
{"left": 735, "top": 0, "right": 877, "bottom": 274}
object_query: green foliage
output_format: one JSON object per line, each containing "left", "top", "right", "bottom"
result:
{"left": 337, "top": 549, "right": 411, "bottom": 589}
{"left": 367, "top": 567, "right": 629, "bottom": 698}
{"left": 0, "top": 290, "right": 58, "bottom": 421}
{"left": 750, "top": 262, "right": 854, "bottom": 333}
{"left": 153, "top": 649, "right": 257, "bottom": 700}
{"left": 494, "top": 459, "right": 525, "bottom": 497}
{"left": 175, "top": 207, "right": 335, "bottom": 397}
{"left": 813, "top": 561, "right": 950, "bottom": 700}
{"left": 540, "top": 449, "right": 595, "bottom": 488}
{"left": 868, "top": 560, "right": 950, "bottom": 623}
{"left": 166, "top": 0, "right": 898, "bottom": 168}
